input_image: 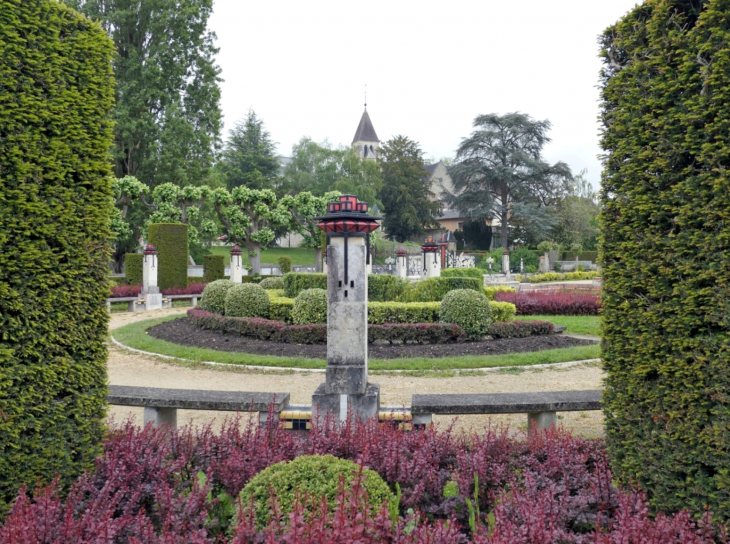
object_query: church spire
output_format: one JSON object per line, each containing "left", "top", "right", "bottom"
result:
{"left": 351, "top": 108, "right": 379, "bottom": 145}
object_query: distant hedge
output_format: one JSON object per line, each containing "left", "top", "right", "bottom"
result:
{"left": 147, "top": 223, "right": 188, "bottom": 290}
{"left": 125, "top": 253, "right": 143, "bottom": 285}
{"left": 561, "top": 251, "right": 598, "bottom": 263}
{"left": 600, "top": 1, "right": 730, "bottom": 517}
{"left": 368, "top": 274, "right": 407, "bottom": 301}
{"left": 440, "top": 267, "right": 483, "bottom": 280}
{"left": 203, "top": 254, "right": 225, "bottom": 283}
{"left": 399, "top": 277, "right": 482, "bottom": 302}
{"left": 283, "top": 273, "right": 327, "bottom": 298}
{"left": 0, "top": 0, "right": 115, "bottom": 514}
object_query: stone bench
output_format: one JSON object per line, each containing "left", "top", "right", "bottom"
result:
{"left": 411, "top": 390, "right": 602, "bottom": 436}
{"left": 106, "top": 293, "right": 199, "bottom": 312}
{"left": 107, "top": 385, "right": 290, "bottom": 430}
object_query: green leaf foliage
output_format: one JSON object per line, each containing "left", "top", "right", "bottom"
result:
{"left": 203, "top": 254, "right": 225, "bottom": 283}
{"left": 240, "top": 455, "right": 393, "bottom": 528}
{"left": 399, "top": 277, "right": 482, "bottom": 302}
{"left": 599, "top": 0, "right": 730, "bottom": 518}
{"left": 125, "top": 253, "right": 143, "bottom": 285}
{"left": 440, "top": 267, "right": 484, "bottom": 280}
{"left": 0, "top": 0, "right": 115, "bottom": 514}
{"left": 440, "top": 289, "right": 493, "bottom": 340}
{"left": 368, "top": 302, "right": 440, "bottom": 324}
{"left": 259, "top": 277, "right": 284, "bottom": 290}
{"left": 283, "top": 273, "right": 328, "bottom": 298}
{"left": 224, "top": 283, "right": 270, "bottom": 319}
{"left": 291, "top": 288, "right": 327, "bottom": 325}
{"left": 276, "top": 256, "right": 292, "bottom": 274}
{"left": 220, "top": 109, "right": 279, "bottom": 191}
{"left": 368, "top": 274, "right": 408, "bottom": 302}
{"left": 147, "top": 223, "right": 189, "bottom": 290}
{"left": 199, "top": 279, "right": 235, "bottom": 315}
{"left": 483, "top": 285, "right": 516, "bottom": 300}
{"left": 268, "top": 295, "right": 293, "bottom": 323}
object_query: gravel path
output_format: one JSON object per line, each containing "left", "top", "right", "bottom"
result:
{"left": 107, "top": 308, "right": 606, "bottom": 437}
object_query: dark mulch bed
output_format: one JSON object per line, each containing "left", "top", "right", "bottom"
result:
{"left": 147, "top": 318, "right": 598, "bottom": 360}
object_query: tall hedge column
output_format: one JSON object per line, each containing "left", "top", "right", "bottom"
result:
{"left": 0, "top": 0, "right": 115, "bottom": 513}
{"left": 600, "top": 1, "right": 730, "bottom": 518}
{"left": 147, "top": 223, "right": 189, "bottom": 290}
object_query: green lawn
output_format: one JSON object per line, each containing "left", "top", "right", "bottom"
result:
{"left": 515, "top": 315, "right": 601, "bottom": 337}
{"left": 112, "top": 315, "right": 601, "bottom": 371}
{"left": 207, "top": 246, "right": 316, "bottom": 266}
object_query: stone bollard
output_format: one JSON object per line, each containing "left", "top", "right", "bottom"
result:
{"left": 502, "top": 250, "right": 510, "bottom": 279}
{"left": 140, "top": 244, "right": 162, "bottom": 310}
{"left": 229, "top": 245, "right": 243, "bottom": 283}
{"left": 396, "top": 248, "right": 407, "bottom": 279}
{"left": 312, "top": 195, "right": 382, "bottom": 424}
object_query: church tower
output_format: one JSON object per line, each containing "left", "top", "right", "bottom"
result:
{"left": 352, "top": 105, "right": 379, "bottom": 160}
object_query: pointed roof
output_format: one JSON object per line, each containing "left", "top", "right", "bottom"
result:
{"left": 352, "top": 108, "right": 379, "bottom": 144}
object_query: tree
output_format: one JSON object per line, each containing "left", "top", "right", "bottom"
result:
{"left": 111, "top": 175, "right": 148, "bottom": 247}
{"left": 599, "top": 0, "right": 730, "bottom": 518}
{"left": 221, "top": 110, "right": 280, "bottom": 191}
{"left": 280, "top": 138, "right": 382, "bottom": 207}
{"left": 448, "top": 113, "right": 572, "bottom": 248}
{"left": 211, "top": 187, "right": 290, "bottom": 274}
{"left": 551, "top": 170, "right": 600, "bottom": 251}
{"left": 64, "top": 0, "right": 222, "bottom": 188}
{"left": 279, "top": 191, "right": 341, "bottom": 272}
{"left": 377, "top": 136, "right": 441, "bottom": 242}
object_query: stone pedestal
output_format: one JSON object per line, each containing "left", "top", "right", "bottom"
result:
{"left": 396, "top": 254, "right": 407, "bottom": 279}
{"left": 312, "top": 236, "right": 380, "bottom": 424}
{"left": 230, "top": 252, "right": 243, "bottom": 283}
{"left": 140, "top": 248, "right": 163, "bottom": 310}
{"left": 502, "top": 251, "right": 510, "bottom": 278}
{"left": 421, "top": 251, "right": 440, "bottom": 278}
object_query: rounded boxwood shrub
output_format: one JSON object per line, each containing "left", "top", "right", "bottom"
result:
{"left": 240, "top": 455, "right": 393, "bottom": 527}
{"left": 199, "top": 279, "right": 235, "bottom": 315}
{"left": 291, "top": 288, "right": 327, "bottom": 324}
{"left": 225, "top": 283, "right": 270, "bottom": 318}
{"left": 259, "top": 276, "right": 284, "bottom": 290}
{"left": 440, "top": 289, "right": 493, "bottom": 339}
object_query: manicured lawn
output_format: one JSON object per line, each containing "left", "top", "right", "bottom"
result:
{"left": 207, "top": 246, "right": 316, "bottom": 266}
{"left": 515, "top": 315, "right": 601, "bottom": 337}
{"left": 112, "top": 315, "right": 601, "bottom": 371}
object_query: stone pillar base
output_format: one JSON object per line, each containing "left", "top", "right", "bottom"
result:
{"left": 312, "top": 382, "right": 380, "bottom": 425}
{"left": 324, "top": 365, "right": 368, "bottom": 395}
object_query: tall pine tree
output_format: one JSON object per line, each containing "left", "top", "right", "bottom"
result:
{"left": 221, "top": 109, "right": 280, "bottom": 191}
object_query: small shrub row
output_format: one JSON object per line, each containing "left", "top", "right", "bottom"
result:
{"left": 399, "top": 276, "right": 482, "bottom": 302}
{"left": 109, "top": 283, "right": 207, "bottom": 298}
{"left": 369, "top": 322, "right": 466, "bottom": 344}
{"left": 490, "top": 301, "right": 516, "bottom": 322}
{"left": 440, "top": 267, "right": 484, "bottom": 279}
{"left": 283, "top": 272, "right": 327, "bottom": 298}
{"left": 495, "top": 291, "right": 601, "bottom": 316}
{"left": 368, "top": 274, "right": 408, "bottom": 301}
{"left": 517, "top": 270, "right": 601, "bottom": 283}
{"left": 162, "top": 282, "right": 206, "bottom": 295}
{"left": 483, "top": 285, "right": 516, "bottom": 300}
{"left": 488, "top": 320, "right": 555, "bottom": 338}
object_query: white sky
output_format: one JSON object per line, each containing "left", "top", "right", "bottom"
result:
{"left": 209, "top": 1, "right": 640, "bottom": 189}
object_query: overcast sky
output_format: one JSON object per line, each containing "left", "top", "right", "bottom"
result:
{"left": 208, "top": 1, "right": 640, "bottom": 189}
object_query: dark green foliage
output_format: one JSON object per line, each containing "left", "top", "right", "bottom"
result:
{"left": 283, "top": 273, "right": 327, "bottom": 298}
{"left": 507, "top": 247, "right": 539, "bottom": 273}
{"left": 125, "top": 253, "right": 143, "bottom": 285}
{"left": 221, "top": 110, "right": 279, "bottom": 190}
{"left": 147, "top": 223, "right": 189, "bottom": 290}
{"left": 600, "top": 1, "right": 730, "bottom": 518}
{"left": 368, "top": 302, "right": 440, "bottom": 324}
{"left": 462, "top": 220, "right": 492, "bottom": 250}
{"left": 0, "top": 0, "right": 115, "bottom": 514}
{"left": 240, "top": 455, "right": 393, "bottom": 528}
{"left": 291, "top": 288, "right": 327, "bottom": 325}
{"left": 440, "top": 268, "right": 484, "bottom": 280}
{"left": 224, "top": 283, "right": 269, "bottom": 318}
{"left": 199, "top": 279, "right": 235, "bottom": 315}
{"left": 440, "top": 289, "right": 493, "bottom": 340}
{"left": 276, "top": 256, "right": 292, "bottom": 274}
{"left": 399, "top": 277, "right": 482, "bottom": 302}
{"left": 367, "top": 274, "right": 408, "bottom": 302}
{"left": 378, "top": 136, "right": 441, "bottom": 242}
{"left": 561, "top": 250, "right": 598, "bottom": 263}
{"left": 203, "top": 254, "right": 225, "bottom": 283}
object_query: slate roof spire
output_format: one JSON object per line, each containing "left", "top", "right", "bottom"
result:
{"left": 352, "top": 106, "right": 379, "bottom": 144}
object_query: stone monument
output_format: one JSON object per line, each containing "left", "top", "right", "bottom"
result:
{"left": 396, "top": 248, "right": 407, "bottom": 279}
{"left": 421, "top": 237, "right": 441, "bottom": 278}
{"left": 502, "top": 250, "right": 510, "bottom": 279}
{"left": 311, "top": 195, "right": 382, "bottom": 424}
{"left": 138, "top": 244, "right": 168, "bottom": 310}
{"left": 230, "top": 245, "right": 243, "bottom": 283}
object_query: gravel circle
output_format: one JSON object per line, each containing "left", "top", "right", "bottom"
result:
{"left": 147, "top": 317, "right": 597, "bottom": 360}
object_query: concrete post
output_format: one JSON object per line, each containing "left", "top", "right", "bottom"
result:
{"left": 143, "top": 406, "right": 177, "bottom": 430}
{"left": 502, "top": 250, "right": 510, "bottom": 279}
{"left": 527, "top": 411, "right": 557, "bottom": 437}
{"left": 141, "top": 245, "right": 162, "bottom": 310}
{"left": 396, "top": 250, "right": 407, "bottom": 279}
{"left": 230, "top": 245, "right": 243, "bottom": 284}
{"left": 312, "top": 235, "right": 380, "bottom": 424}
{"left": 426, "top": 252, "right": 441, "bottom": 278}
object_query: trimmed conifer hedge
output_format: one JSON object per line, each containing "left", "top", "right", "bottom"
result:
{"left": 600, "top": 2, "right": 730, "bottom": 518}
{"left": 0, "top": 0, "right": 115, "bottom": 515}
{"left": 147, "top": 223, "right": 189, "bottom": 290}
{"left": 203, "top": 254, "right": 225, "bottom": 283}
{"left": 125, "top": 253, "right": 143, "bottom": 285}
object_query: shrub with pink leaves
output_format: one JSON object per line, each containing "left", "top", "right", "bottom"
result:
{"left": 162, "top": 282, "right": 207, "bottom": 295}
{"left": 110, "top": 284, "right": 142, "bottom": 298}
{"left": 1, "top": 418, "right": 725, "bottom": 543}
{"left": 495, "top": 291, "right": 601, "bottom": 315}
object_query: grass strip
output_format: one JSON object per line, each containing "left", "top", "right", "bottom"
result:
{"left": 112, "top": 315, "right": 601, "bottom": 371}
{"left": 515, "top": 315, "right": 601, "bottom": 337}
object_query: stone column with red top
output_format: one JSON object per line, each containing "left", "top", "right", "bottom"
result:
{"left": 230, "top": 245, "right": 243, "bottom": 283}
{"left": 311, "top": 195, "right": 382, "bottom": 424}
{"left": 421, "top": 237, "right": 441, "bottom": 278}
{"left": 396, "top": 248, "right": 407, "bottom": 279}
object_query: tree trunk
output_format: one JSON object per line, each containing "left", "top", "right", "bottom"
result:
{"left": 500, "top": 213, "right": 509, "bottom": 249}
{"left": 315, "top": 247, "right": 323, "bottom": 272}
{"left": 248, "top": 243, "right": 261, "bottom": 275}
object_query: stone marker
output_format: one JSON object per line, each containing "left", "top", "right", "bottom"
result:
{"left": 140, "top": 244, "right": 163, "bottom": 310}
{"left": 230, "top": 245, "right": 243, "bottom": 283}
{"left": 421, "top": 237, "right": 441, "bottom": 278}
{"left": 396, "top": 248, "right": 407, "bottom": 279}
{"left": 312, "top": 195, "right": 382, "bottom": 424}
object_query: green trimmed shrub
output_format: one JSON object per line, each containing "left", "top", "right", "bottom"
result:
{"left": 599, "top": 1, "right": 730, "bottom": 518}
{"left": 440, "top": 267, "right": 484, "bottom": 279}
{"left": 147, "top": 223, "right": 189, "bottom": 290}
{"left": 276, "top": 255, "right": 292, "bottom": 274}
{"left": 399, "top": 277, "right": 482, "bottom": 302}
{"left": 440, "top": 289, "right": 493, "bottom": 339}
{"left": 368, "top": 302, "right": 440, "bottom": 324}
{"left": 259, "top": 276, "right": 284, "bottom": 290}
{"left": 240, "top": 455, "right": 393, "bottom": 528}
{"left": 368, "top": 274, "right": 408, "bottom": 301}
{"left": 283, "top": 272, "right": 327, "bottom": 298}
{"left": 265, "top": 289, "right": 285, "bottom": 298}
{"left": 203, "top": 254, "right": 225, "bottom": 283}
{"left": 291, "top": 288, "right": 327, "bottom": 325}
{"left": 224, "top": 283, "right": 270, "bottom": 318}
{"left": 125, "top": 253, "right": 143, "bottom": 285}
{"left": 188, "top": 276, "right": 206, "bottom": 285}
{"left": 269, "top": 296, "right": 293, "bottom": 323}
{"left": 199, "top": 280, "right": 235, "bottom": 315}
{"left": 0, "top": 0, "right": 115, "bottom": 514}
{"left": 490, "top": 301, "right": 516, "bottom": 323}
{"left": 483, "top": 285, "right": 517, "bottom": 300}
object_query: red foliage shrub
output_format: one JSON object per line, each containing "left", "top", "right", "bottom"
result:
{"left": 2, "top": 418, "right": 725, "bottom": 543}
{"left": 495, "top": 291, "right": 601, "bottom": 316}
{"left": 162, "top": 283, "right": 206, "bottom": 295}
{"left": 110, "top": 284, "right": 141, "bottom": 298}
